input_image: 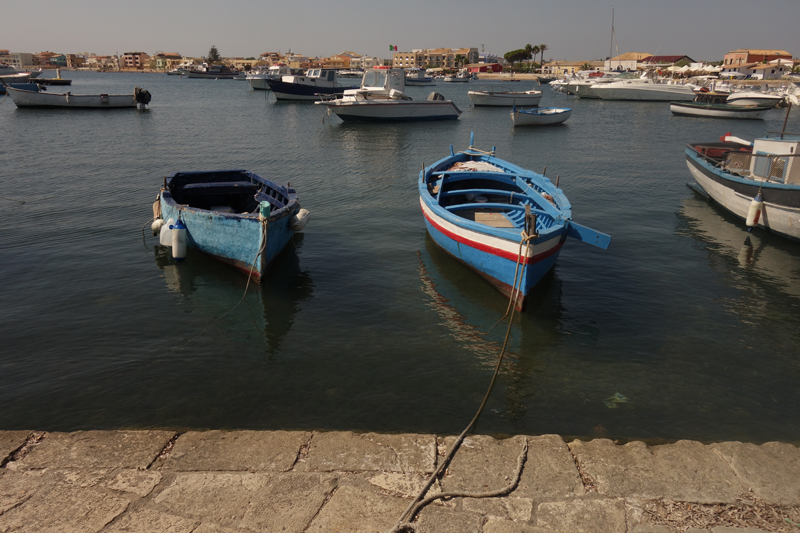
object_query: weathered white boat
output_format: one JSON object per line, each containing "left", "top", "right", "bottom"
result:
{"left": 443, "top": 70, "right": 471, "bottom": 83}
{"left": 670, "top": 102, "right": 771, "bottom": 119}
{"left": 246, "top": 64, "right": 292, "bottom": 91}
{"left": 685, "top": 129, "right": 800, "bottom": 241}
{"left": 315, "top": 67, "right": 461, "bottom": 121}
{"left": 511, "top": 106, "right": 571, "bottom": 126}
{"left": 468, "top": 86, "right": 542, "bottom": 107}
{"left": 5, "top": 86, "right": 151, "bottom": 108}
{"left": 405, "top": 67, "right": 435, "bottom": 86}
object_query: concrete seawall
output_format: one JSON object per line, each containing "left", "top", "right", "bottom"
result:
{"left": 1, "top": 430, "right": 799, "bottom": 532}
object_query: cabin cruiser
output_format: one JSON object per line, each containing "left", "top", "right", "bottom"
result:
{"left": 246, "top": 64, "right": 293, "bottom": 90}
{"left": 405, "top": 67, "right": 435, "bottom": 85}
{"left": 590, "top": 75, "right": 698, "bottom": 101}
{"left": 266, "top": 68, "right": 359, "bottom": 101}
{"left": 315, "top": 66, "right": 461, "bottom": 121}
{"left": 0, "top": 63, "right": 40, "bottom": 80}
{"left": 179, "top": 63, "right": 245, "bottom": 79}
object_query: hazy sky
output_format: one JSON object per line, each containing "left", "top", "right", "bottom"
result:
{"left": 3, "top": 0, "right": 798, "bottom": 62}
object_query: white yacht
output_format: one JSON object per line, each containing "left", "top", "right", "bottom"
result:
{"left": 315, "top": 67, "right": 461, "bottom": 121}
{"left": 590, "top": 76, "right": 698, "bottom": 101}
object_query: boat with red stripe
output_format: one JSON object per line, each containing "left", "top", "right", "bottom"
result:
{"left": 419, "top": 133, "right": 611, "bottom": 310}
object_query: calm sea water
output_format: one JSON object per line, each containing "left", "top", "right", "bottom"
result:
{"left": 1, "top": 72, "right": 799, "bottom": 443}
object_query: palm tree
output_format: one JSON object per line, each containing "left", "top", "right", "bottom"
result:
{"left": 531, "top": 45, "right": 540, "bottom": 64}
{"left": 538, "top": 44, "right": 549, "bottom": 70}
{"left": 454, "top": 54, "right": 466, "bottom": 68}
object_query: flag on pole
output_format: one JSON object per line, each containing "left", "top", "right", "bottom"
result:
{"left": 389, "top": 45, "right": 398, "bottom": 51}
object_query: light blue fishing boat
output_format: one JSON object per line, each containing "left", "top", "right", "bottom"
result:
{"left": 419, "top": 134, "right": 610, "bottom": 310}
{"left": 156, "top": 170, "right": 310, "bottom": 281}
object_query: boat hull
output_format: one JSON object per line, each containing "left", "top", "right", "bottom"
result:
{"left": 325, "top": 100, "right": 462, "bottom": 121}
{"left": 267, "top": 79, "right": 358, "bottom": 101}
{"left": 248, "top": 77, "right": 270, "bottom": 90}
{"left": 670, "top": 102, "right": 770, "bottom": 119}
{"left": 685, "top": 148, "right": 800, "bottom": 241}
{"left": 593, "top": 83, "right": 697, "bottom": 101}
{"left": 6, "top": 87, "right": 138, "bottom": 108}
{"left": 512, "top": 107, "right": 571, "bottom": 126}
{"left": 159, "top": 172, "right": 301, "bottom": 281}
{"left": 726, "top": 93, "right": 783, "bottom": 108}
{"left": 468, "top": 91, "right": 542, "bottom": 107}
{"left": 420, "top": 198, "right": 564, "bottom": 310}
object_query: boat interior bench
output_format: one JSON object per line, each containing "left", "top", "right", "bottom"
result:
{"left": 172, "top": 181, "right": 262, "bottom": 213}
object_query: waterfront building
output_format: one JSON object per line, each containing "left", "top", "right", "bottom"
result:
{"left": 640, "top": 55, "right": 696, "bottom": 68}
{"left": 392, "top": 48, "right": 478, "bottom": 69}
{"left": 548, "top": 60, "right": 604, "bottom": 75}
{"left": 604, "top": 52, "right": 650, "bottom": 72}
{"left": 0, "top": 51, "right": 35, "bottom": 68}
{"left": 121, "top": 52, "right": 150, "bottom": 69}
{"left": 721, "top": 49, "right": 794, "bottom": 78}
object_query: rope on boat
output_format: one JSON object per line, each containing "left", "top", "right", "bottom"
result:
{"left": 217, "top": 216, "right": 269, "bottom": 320}
{"left": 386, "top": 230, "right": 534, "bottom": 533}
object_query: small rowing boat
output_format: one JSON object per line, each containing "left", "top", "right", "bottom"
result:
{"left": 511, "top": 106, "right": 572, "bottom": 126}
{"left": 419, "top": 133, "right": 611, "bottom": 310}
{"left": 5, "top": 86, "right": 151, "bottom": 108}
{"left": 670, "top": 102, "right": 771, "bottom": 119}
{"left": 155, "top": 170, "right": 310, "bottom": 280}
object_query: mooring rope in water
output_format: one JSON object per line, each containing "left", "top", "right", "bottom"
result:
{"left": 387, "top": 231, "right": 534, "bottom": 533}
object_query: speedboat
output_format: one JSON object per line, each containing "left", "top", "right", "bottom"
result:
{"left": 266, "top": 68, "right": 359, "bottom": 101}
{"left": 5, "top": 85, "right": 151, "bottom": 108}
{"left": 726, "top": 90, "right": 783, "bottom": 108}
{"left": 511, "top": 106, "right": 572, "bottom": 126}
{"left": 443, "top": 70, "right": 471, "bottom": 83}
{"left": 155, "top": 169, "right": 310, "bottom": 280}
{"left": 468, "top": 86, "right": 542, "bottom": 107}
{"left": 419, "top": 133, "right": 611, "bottom": 310}
{"left": 591, "top": 76, "right": 698, "bottom": 101}
{"left": 0, "top": 63, "right": 40, "bottom": 79}
{"left": 405, "top": 68, "right": 435, "bottom": 86}
{"left": 315, "top": 66, "right": 461, "bottom": 121}
{"left": 685, "top": 128, "right": 800, "bottom": 241}
{"left": 670, "top": 102, "right": 771, "bottom": 120}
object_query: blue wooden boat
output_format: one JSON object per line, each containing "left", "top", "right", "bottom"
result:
{"left": 157, "top": 170, "right": 309, "bottom": 282}
{"left": 419, "top": 134, "right": 611, "bottom": 310}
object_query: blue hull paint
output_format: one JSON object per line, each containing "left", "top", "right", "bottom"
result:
{"left": 422, "top": 217, "right": 562, "bottom": 300}
{"left": 266, "top": 79, "right": 359, "bottom": 100}
{"left": 159, "top": 170, "right": 300, "bottom": 281}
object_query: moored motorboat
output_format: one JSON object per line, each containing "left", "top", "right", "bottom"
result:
{"left": 511, "top": 106, "right": 572, "bottom": 126}
{"left": 726, "top": 90, "right": 783, "bottom": 108}
{"left": 246, "top": 64, "right": 293, "bottom": 91}
{"left": 443, "top": 70, "right": 471, "bottom": 83}
{"left": 315, "top": 67, "right": 461, "bottom": 121}
{"left": 180, "top": 63, "right": 244, "bottom": 79}
{"left": 5, "top": 86, "right": 151, "bottom": 108}
{"left": 591, "top": 77, "right": 698, "bottom": 101}
{"left": 468, "top": 86, "right": 542, "bottom": 107}
{"left": 684, "top": 128, "right": 800, "bottom": 241}
{"left": 266, "top": 68, "right": 359, "bottom": 101}
{"left": 404, "top": 67, "right": 435, "bottom": 85}
{"left": 670, "top": 101, "right": 770, "bottom": 119}
{"left": 419, "top": 133, "right": 611, "bottom": 310}
{"left": 155, "top": 169, "right": 310, "bottom": 281}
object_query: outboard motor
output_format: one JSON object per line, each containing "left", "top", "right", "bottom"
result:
{"left": 134, "top": 87, "right": 152, "bottom": 107}
{"left": 427, "top": 92, "right": 445, "bottom": 101}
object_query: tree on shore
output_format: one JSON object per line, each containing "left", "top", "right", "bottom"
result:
{"left": 504, "top": 47, "right": 533, "bottom": 71}
{"left": 580, "top": 62, "right": 592, "bottom": 71}
{"left": 538, "top": 44, "right": 549, "bottom": 69}
{"left": 454, "top": 54, "right": 466, "bottom": 68}
{"left": 207, "top": 45, "right": 221, "bottom": 64}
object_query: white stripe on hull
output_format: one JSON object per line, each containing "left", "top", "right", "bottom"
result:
{"left": 687, "top": 163, "right": 800, "bottom": 239}
{"left": 420, "top": 199, "right": 560, "bottom": 258}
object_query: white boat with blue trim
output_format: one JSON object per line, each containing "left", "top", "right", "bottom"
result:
{"left": 511, "top": 106, "right": 572, "bottom": 126}
{"left": 685, "top": 129, "right": 800, "bottom": 242}
{"left": 419, "top": 134, "right": 611, "bottom": 310}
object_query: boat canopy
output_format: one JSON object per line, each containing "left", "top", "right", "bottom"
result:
{"left": 361, "top": 68, "right": 404, "bottom": 92}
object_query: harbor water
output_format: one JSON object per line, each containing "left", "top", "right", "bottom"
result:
{"left": 1, "top": 72, "right": 798, "bottom": 443}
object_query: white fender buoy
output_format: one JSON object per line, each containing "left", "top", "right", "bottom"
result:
{"left": 151, "top": 218, "right": 164, "bottom": 236}
{"left": 171, "top": 219, "right": 187, "bottom": 262}
{"left": 745, "top": 193, "right": 763, "bottom": 228}
{"left": 159, "top": 217, "right": 175, "bottom": 246}
{"left": 290, "top": 209, "right": 310, "bottom": 231}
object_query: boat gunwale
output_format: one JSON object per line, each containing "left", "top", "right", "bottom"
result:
{"left": 419, "top": 151, "right": 571, "bottom": 242}
{"left": 162, "top": 169, "right": 299, "bottom": 222}
{"left": 685, "top": 144, "right": 800, "bottom": 191}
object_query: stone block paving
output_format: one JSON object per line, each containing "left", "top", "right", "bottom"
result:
{"left": 1, "top": 430, "right": 799, "bottom": 532}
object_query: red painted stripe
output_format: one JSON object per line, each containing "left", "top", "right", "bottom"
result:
{"left": 422, "top": 206, "right": 563, "bottom": 264}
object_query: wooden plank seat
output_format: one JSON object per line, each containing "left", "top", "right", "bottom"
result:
{"left": 180, "top": 181, "right": 257, "bottom": 189}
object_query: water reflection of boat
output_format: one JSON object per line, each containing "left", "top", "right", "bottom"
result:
{"left": 153, "top": 235, "right": 314, "bottom": 353}
{"left": 677, "top": 196, "right": 800, "bottom": 299}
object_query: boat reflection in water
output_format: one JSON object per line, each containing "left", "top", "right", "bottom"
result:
{"left": 418, "top": 234, "right": 564, "bottom": 422}
{"left": 153, "top": 236, "right": 313, "bottom": 354}
{"left": 677, "top": 196, "right": 800, "bottom": 305}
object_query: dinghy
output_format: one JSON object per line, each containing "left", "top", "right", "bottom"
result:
{"left": 511, "top": 106, "right": 571, "bottom": 126}
{"left": 5, "top": 86, "right": 151, "bottom": 108}
{"left": 155, "top": 170, "right": 310, "bottom": 281}
{"left": 419, "top": 133, "right": 611, "bottom": 310}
